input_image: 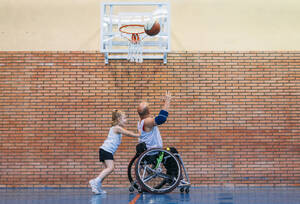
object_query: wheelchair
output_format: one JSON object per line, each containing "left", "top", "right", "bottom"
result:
{"left": 127, "top": 144, "right": 191, "bottom": 194}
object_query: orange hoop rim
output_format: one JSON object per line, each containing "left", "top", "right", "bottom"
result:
{"left": 119, "top": 24, "right": 145, "bottom": 43}
{"left": 119, "top": 24, "right": 145, "bottom": 35}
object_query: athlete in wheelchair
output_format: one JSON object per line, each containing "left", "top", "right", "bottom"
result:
{"left": 127, "top": 92, "right": 191, "bottom": 194}
{"left": 128, "top": 143, "right": 191, "bottom": 194}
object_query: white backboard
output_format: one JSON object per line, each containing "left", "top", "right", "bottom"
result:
{"left": 101, "top": 2, "right": 170, "bottom": 64}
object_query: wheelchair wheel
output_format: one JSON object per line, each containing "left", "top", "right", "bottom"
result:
{"left": 129, "top": 186, "right": 134, "bottom": 192}
{"left": 185, "top": 187, "right": 190, "bottom": 193}
{"left": 135, "top": 148, "right": 182, "bottom": 194}
{"left": 128, "top": 154, "right": 140, "bottom": 191}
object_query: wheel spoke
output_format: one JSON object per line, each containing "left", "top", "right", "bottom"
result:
{"left": 157, "top": 172, "right": 172, "bottom": 180}
{"left": 145, "top": 166, "right": 156, "bottom": 173}
{"left": 143, "top": 174, "right": 157, "bottom": 183}
{"left": 141, "top": 166, "right": 156, "bottom": 180}
{"left": 142, "top": 165, "right": 147, "bottom": 180}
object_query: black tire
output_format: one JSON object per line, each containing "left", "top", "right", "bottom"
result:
{"left": 185, "top": 187, "right": 190, "bottom": 193}
{"left": 135, "top": 148, "right": 182, "bottom": 194}
{"left": 129, "top": 186, "right": 134, "bottom": 192}
{"left": 127, "top": 154, "right": 139, "bottom": 190}
{"left": 180, "top": 187, "right": 185, "bottom": 193}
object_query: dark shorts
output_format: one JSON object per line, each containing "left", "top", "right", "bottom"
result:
{"left": 99, "top": 148, "right": 114, "bottom": 162}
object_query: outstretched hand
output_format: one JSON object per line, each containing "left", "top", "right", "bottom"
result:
{"left": 161, "top": 91, "right": 173, "bottom": 102}
{"left": 161, "top": 91, "right": 173, "bottom": 111}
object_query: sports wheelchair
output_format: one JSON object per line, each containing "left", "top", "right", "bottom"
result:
{"left": 127, "top": 143, "right": 191, "bottom": 194}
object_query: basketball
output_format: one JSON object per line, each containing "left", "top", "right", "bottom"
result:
{"left": 144, "top": 20, "right": 160, "bottom": 36}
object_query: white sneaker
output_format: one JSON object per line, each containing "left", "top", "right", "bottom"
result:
{"left": 89, "top": 179, "right": 106, "bottom": 194}
{"left": 89, "top": 179, "right": 100, "bottom": 194}
{"left": 97, "top": 181, "right": 107, "bottom": 194}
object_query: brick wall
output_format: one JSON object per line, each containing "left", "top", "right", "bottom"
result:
{"left": 0, "top": 51, "right": 299, "bottom": 187}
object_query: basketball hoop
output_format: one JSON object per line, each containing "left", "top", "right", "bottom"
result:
{"left": 119, "top": 24, "right": 146, "bottom": 63}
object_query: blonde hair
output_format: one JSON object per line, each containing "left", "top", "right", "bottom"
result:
{"left": 111, "top": 109, "right": 124, "bottom": 126}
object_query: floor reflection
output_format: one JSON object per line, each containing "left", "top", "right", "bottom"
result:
{"left": 0, "top": 187, "right": 299, "bottom": 204}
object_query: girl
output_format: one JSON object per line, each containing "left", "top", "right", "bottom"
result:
{"left": 89, "top": 109, "right": 139, "bottom": 194}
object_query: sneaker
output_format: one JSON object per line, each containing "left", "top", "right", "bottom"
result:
{"left": 89, "top": 179, "right": 102, "bottom": 194}
{"left": 97, "top": 181, "right": 107, "bottom": 194}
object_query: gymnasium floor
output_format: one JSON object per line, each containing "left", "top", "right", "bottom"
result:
{"left": 1, "top": 187, "right": 300, "bottom": 204}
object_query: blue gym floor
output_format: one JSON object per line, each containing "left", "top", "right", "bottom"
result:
{"left": 1, "top": 187, "right": 300, "bottom": 204}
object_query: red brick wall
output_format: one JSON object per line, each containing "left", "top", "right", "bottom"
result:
{"left": 0, "top": 51, "right": 299, "bottom": 187}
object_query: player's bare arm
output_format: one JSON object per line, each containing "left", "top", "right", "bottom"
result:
{"left": 114, "top": 126, "right": 139, "bottom": 137}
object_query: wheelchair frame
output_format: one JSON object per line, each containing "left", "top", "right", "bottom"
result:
{"left": 128, "top": 147, "right": 191, "bottom": 194}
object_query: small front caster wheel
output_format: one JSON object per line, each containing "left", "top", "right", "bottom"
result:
{"left": 185, "top": 187, "right": 190, "bottom": 193}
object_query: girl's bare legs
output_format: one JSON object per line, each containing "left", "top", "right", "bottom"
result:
{"left": 96, "top": 160, "right": 114, "bottom": 183}
{"left": 90, "top": 160, "right": 114, "bottom": 194}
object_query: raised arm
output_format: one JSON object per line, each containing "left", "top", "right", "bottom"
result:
{"left": 143, "top": 91, "right": 172, "bottom": 130}
{"left": 161, "top": 91, "right": 172, "bottom": 112}
{"left": 114, "top": 126, "right": 140, "bottom": 137}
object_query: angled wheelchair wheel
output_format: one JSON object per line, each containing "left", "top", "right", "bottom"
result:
{"left": 135, "top": 148, "right": 182, "bottom": 194}
{"left": 128, "top": 154, "right": 140, "bottom": 191}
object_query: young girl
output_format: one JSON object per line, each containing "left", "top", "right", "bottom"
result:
{"left": 89, "top": 109, "right": 139, "bottom": 194}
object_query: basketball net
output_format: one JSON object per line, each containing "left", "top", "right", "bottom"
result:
{"left": 128, "top": 33, "right": 143, "bottom": 63}
{"left": 120, "top": 25, "right": 145, "bottom": 63}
